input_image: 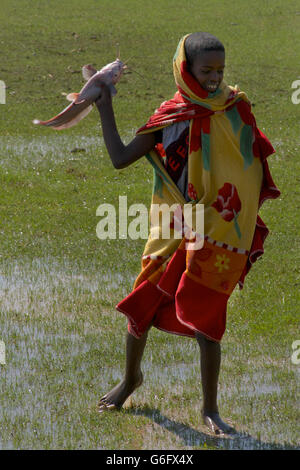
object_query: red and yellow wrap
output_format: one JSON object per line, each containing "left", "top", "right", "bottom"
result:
{"left": 116, "top": 34, "right": 280, "bottom": 342}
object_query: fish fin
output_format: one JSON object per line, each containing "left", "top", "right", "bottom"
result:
{"left": 66, "top": 92, "right": 79, "bottom": 102}
{"left": 50, "top": 104, "right": 94, "bottom": 130}
{"left": 109, "top": 84, "right": 117, "bottom": 96}
{"left": 82, "top": 64, "right": 97, "bottom": 81}
{"left": 67, "top": 92, "right": 86, "bottom": 105}
{"left": 32, "top": 100, "right": 93, "bottom": 130}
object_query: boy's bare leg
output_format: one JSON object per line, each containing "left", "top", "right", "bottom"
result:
{"left": 98, "top": 330, "right": 148, "bottom": 411}
{"left": 195, "top": 332, "right": 235, "bottom": 435}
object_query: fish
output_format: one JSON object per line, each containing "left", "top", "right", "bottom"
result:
{"left": 33, "top": 58, "right": 126, "bottom": 130}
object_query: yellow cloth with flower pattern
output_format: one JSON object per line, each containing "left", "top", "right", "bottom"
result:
{"left": 116, "top": 34, "right": 280, "bottom": 342}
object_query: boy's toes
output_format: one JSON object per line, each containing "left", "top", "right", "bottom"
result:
{"left": 202, "top": 410, "right": 236, "bottom": 435}
{"left": 98, "top": 394, "right": 108, "bottom": 403}
{"left": 98, "top": 403, "right": 118, "bottom": 413}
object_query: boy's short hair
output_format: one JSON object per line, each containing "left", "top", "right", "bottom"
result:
{"left": 184, "top": 32, "right": 225, "bottom": 69}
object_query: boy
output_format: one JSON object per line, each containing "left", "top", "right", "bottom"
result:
{"left": 95, "top": 32, "right": 280, "bottom": 435}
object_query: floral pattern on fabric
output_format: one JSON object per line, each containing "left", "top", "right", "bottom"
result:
{"left": 187, "top": 182, "right": 198, "bottom": 202}
{"left": 214, "top": 254, "right": 230, "bottom": 273}
{"left": 212, "top": 183, "right": 242, "bottom": 239}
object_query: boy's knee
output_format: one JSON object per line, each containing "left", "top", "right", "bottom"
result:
{"left": 195, "top": 331, "right": 218, "bottom": 346}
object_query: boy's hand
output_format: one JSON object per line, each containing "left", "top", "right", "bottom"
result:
{"left": 95, "top": 83, "right": 112, "bottom": 108}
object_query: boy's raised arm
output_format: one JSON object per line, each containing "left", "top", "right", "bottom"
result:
{"left": 95, "top": 85, "right": 155, "bottom": 169}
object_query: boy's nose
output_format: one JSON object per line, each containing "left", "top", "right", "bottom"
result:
{"left": 210, "top": 71, "right": 219, "bottom": 81}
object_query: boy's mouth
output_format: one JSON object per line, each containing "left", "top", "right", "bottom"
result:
{"left": 205, "top": 83, "right": 219, "bottom": 92}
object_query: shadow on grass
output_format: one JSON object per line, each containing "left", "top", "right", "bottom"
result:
{"left": 125, "top": 405, "right": 296, "bottom": 450}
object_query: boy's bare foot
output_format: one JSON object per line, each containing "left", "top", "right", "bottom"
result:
{"left": 97, "top": 372, "right": 143, "bottom": 412}
{"left": 202, "top": 409, "right": 236, "bottom": 435}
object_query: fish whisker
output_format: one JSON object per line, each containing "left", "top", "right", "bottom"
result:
{"left": 116, "top": 43, "right": 120, "bottom": 60}
{"left": 123, "top": 56, "right": 134, "bottom": 65}
{"left": 126, "top": 66, "right": 147, "bottom": 81}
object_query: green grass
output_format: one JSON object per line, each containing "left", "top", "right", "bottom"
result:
{"left": 0, "top": 0, "right": 299, "bottom": 450}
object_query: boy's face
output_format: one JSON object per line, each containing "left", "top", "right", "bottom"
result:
{"left": 190, "top": 50, "right": 225, "bottom": 93}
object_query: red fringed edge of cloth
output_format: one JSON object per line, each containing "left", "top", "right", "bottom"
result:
{"left": 238, "top": 127, "right": 280, "bottom": 288}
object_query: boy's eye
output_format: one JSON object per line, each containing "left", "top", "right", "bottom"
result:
{"left": 201, "top": 70, "right": 224, "bottom": 75}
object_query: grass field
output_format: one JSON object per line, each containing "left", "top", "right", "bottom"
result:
{"left": 0, "top": 0, "right": 299, "bottom": 450}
